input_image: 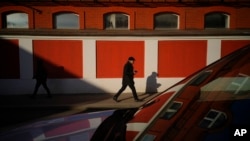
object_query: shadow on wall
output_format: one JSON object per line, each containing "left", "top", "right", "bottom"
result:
{"left": 0, "top": 38, "right": 108, "bottom": 95}
{"left": 145, "top": 72, "right": 161, "bottom": 94}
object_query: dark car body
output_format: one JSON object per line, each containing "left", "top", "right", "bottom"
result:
{"left": 92, "top": 45, "right": 250, "bottom": 141}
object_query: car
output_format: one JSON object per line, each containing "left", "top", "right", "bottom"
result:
{"left": 91, "top": 45, "right": 250, "bottom": 141}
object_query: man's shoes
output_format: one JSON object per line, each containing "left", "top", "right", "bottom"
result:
{"left": 135, "top": 99, "right": 143, "bottom": 102}
{"left": 113, "top": 96, "right": 119, "bottom": 102}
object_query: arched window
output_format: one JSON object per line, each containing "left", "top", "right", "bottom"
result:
{"left": 205, "top": 12, "right": 229, "bottom": 28}
{"left": 104, "top": 13, "right": 129, "bottom": 29}
{"left": 4, "top": 12, "right": 28, "bottom": 28}
{"left": 53, "top": 12, "right": 79, "bottom": 29}
{"left": 154, "top": 13, "right": 179, "bottom": 29}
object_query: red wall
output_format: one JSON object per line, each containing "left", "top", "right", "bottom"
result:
{"left": 221, "top": 40, "right": 250, "bottom": 57}
{"left": 158, "top": 40, "right": 207, "bottom": 77}
{"left": 96, "top": 41, "right": 144, "bottom": 78}
{"left": 236, "top": 8, "right": 250, "bottom": 29}
{"left": 34, "top": 6, "right": 85, "bottom": 29}
{"left": 33, "top": 40, "right": 83, "bottom": 78}
{"left": 1, "top": 5, "right": 250, "bottom": 30}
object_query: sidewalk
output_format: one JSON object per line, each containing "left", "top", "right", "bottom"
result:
{"left": 0, "top": 92, "right": 158, "bottom": 109}
{"left": 0, "top": 92, "right": 158, "bottom": 131}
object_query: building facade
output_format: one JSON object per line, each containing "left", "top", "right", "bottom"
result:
{"left": 0, "top": 0, "right": 250, "bottom": 95}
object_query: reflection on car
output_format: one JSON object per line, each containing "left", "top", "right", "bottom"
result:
{"left": 92, "top": 45, "right": 250, "bottom": 141}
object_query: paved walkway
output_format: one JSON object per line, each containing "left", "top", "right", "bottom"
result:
{"left": 0, "top": 92, "right": 159, "bottom": 131}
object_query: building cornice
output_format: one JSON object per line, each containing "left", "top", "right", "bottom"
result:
{"left": 1, "top": 0, "right": 250, "bottom": 8}
{"left": 1, "top": 29, "right": 250, "bottom": 36}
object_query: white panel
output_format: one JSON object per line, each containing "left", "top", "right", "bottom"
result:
{"left": 144, "top": 40, "right": 160, "bottom": 93}
{"left": 83, "top": 40, "right": 96, "bottom": 79}
{"left": 19, "top": 39, "right": 33, "bottom": 79}
{"left": 145, "top": 40, "right": 158, "bottom": 77}
{"left": 207, "top": 39, "right": 221, "bottom": 65}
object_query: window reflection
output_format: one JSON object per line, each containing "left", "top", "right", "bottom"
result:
{"left": 205, "top": 13, "right": 229, "bottom": 28}
{"left": 54, "top": 13, "right": 79, "bottom": 29}
{"left": 161, "top": 101, "right": 182, "bottom": 119}
{"left": 154, "top": 13, "right": 178, "bottom": 29}
{"left": 104, "top": 13, "right": 129, "bottom": 29}
{"left": 199, "top": 109, "right": 227, "bottom": 128}
{"left": 226, "top": 73, "right": 249, "bottom": 94}
{"left": 6, "top": 13, "right": 28, "bottom": 28}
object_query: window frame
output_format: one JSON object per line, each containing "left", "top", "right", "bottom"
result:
{"left": 104, "top": 13, "right": 130, "bottom": 30}
{"left": 204, "top": 12, "right": 230, "bottom": 29}
{"left": 53, "top": 12, "right": 80, "bottom": 29}
{"left": 154, "top": 12, "right": 179, "bottom": 30}
{"left": 3, "top": 12, "right": 29, "bottom": 29}
{"left": 226, "top": 73, "right": 249, "bottom": 94}
{"left": 199, "top": 109, "right": 227, "bottom": 128}
{"left": 160, "top": 101, "right": 183, "bottom": 120}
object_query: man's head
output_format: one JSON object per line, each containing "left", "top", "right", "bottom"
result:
{"left": 128, "top": 56, "right": 135, "bottom": 64}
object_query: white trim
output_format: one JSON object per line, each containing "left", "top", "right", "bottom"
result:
{"left": 145, "top": 40, "right": 158, "bottom": 79}
{"left": 83, "top": 40, "right": 96, "bottom": 79}
{"left": 207, "top": 39, "right": 221, "bottom": 65}
{"left": 225, "top": 14, "right": 230, "bottom": 28}
{"left": 127, "top": 123, "right": 148, "bottom": 132}
{"left": 19, "top": 38, "right": 33, "bottom": 79}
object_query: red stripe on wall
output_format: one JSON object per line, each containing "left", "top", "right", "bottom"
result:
{"left": 96, "top": 41, "right": 144, "bottom": 78}
{"left": 158, "top": 40, "right": 207, "bottom": 77}
{"left": 33, "top": 40, "right": 83, "bottom": 78}
{"left": 221, "top": 40, "right": 250, "bottom": 57}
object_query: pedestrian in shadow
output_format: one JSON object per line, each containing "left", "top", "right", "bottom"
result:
{"left": 113, "top": 57, "right": 142, "bottom": 102}
{"left": 145, "top": 72, "right": 161, "bottom": 94}
{"left": 31, "top": 60, "right": 51, "bottom": 98}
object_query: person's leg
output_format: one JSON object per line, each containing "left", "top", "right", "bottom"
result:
{"left": 41, "top": 81, "right": 51, "bottom": 98}
{"left": 113, "top": 84, "right": 127, "bottom": 102}
{"left": 128, "top": 84, "right": 142, "bottom": 102}
{"left": 32, "top": 80, "right": 41, "bottom": 98}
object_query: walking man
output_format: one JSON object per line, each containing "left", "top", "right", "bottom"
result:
{"left": 113, "top": 57, "right": 142, "bottom": 102}
{"left": 31, "top": 60, "right": 52, "bottom": 98}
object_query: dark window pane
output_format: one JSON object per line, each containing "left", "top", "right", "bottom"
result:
{"left": 205, "top": 13, "right": 228, "bottom": 28}
{"left": 154, "top": 13, "right": 178, "bottom": 29}
{"left": 169, "top": 102, "right": 182, "bottom": 110}
{"left": 162, "top": 111, "right": 175, "bottom": 119}
{"left": 200, "top": 119, "right": 212, "bottom": 128}
{"left": 54, "top": 13, "right": 79, "bottom": 29}
{"left": 207, "top": 110, "right": 218, "bottom": 119}
{"left": 212, "top": 113, "right": 227, "bottom": 128}
{"left": 116, "top": 14, "right": 128, "bottom": 28}
{"left": 105, "top": 13, "right": 128, "bottom": 29}
{"left": 161, "top": 102, "right": 182, "bottom": 120}
{"left": 199, "top": 110, "right": 227, "bottom": 129}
